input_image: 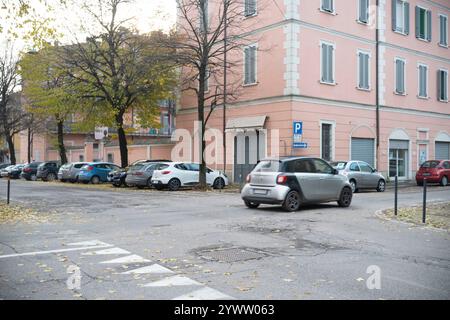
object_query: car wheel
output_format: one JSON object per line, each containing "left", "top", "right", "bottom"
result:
{"left": 376, "top": 179, "right": 386, "bottom": 192}
{"left": 213, "top": 177, "right": 225, "bottom": 189}
{"left": 244, "top": 201, "right": 260, "bottom": 209}
{"left": 338, "top": 187, "right": 353, "bottom": 207}
{"left": 30, "top": 174, "right": 37, "bottom": 181}
{"left": 416, "top": 180, "right": 423, "bottom": 186}
{"left": 441, "top": 176, "right": 448, "bottom": 187}
{"left": 349, "top": 179, "right": 357, "bottom": 193}
{"left": 282, "top": 190, "right": 301, "bottom": 212}
{"left": 90, "top": 176, "right": 100, "bottom": 184}
{"left": 168, "top": 178, "right": 181, "bottom": 191}
{"left": 47, "top": 173, "right": 56, "bottom": 182}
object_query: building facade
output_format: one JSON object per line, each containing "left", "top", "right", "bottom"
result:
{"left": 176, "top": 0, "right": 450, "bottom": 182}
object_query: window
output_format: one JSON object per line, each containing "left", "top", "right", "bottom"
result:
{"left": 244, "top": 45, "right": 257, "bottom": 85}
{"left": 358, "top": 162, "right": 374, "bottom": 173}
{"left": 321, "top": 42, "right": 335, "bottom": 84}
{"left": 392, "top": 0, "right": 410, "bottom": 34}
{"left": 321, "top": 122, "right": 334, "bottom": 161}
{"left": 350, "top": 162, "right": 360, "bottom": 171}
{"left": 358, "top": 0, "right": 369, "bottom": 24}
{"left": 358, "top": 51, "right": 370, "bottom": 90}
{"left": 395, "top": 58, "right": 406, "bottom": 94}
{"left": 438, "top": 69, "right": 448, "bottom": 102}
{"left": 415, "top": 6, "right": 432, "bottom": 41}
{"left": 418, "top": 64, "right": 428, "bottom": 98}
{"left": 312, "top": 159, "right": 334, "bottom": 174}
{"left": 321, "top": 0, "right": 334, "bottom": 13}
{"left": 440, "top": 15, "right": 448, "bottom": 47}
{"left": 244, "top": 0, "right": 257, "bottom": 17}
{"left": 107, "top": 153, "right": 114, "bottom": 163}
{"left": 285, "top": 159, "right": 315, "bottom": 173}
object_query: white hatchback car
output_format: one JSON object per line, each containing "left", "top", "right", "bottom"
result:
{"left": 151, "top": 162, "right": 229, "bottom": 191}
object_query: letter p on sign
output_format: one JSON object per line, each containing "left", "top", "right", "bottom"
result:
{"left": 293, "top": 122, "right": 303, "bottom": 135}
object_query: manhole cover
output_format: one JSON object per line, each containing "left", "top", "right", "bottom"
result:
{"left": 198, "top": 247, "right": 269, "bottom": 263}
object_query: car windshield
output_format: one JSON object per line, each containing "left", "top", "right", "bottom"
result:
{"left": 61, "top": 164, "right": 71, "bottom": 169}
{"left": 81, "top": 165, "right": 91, "bottom": 170}
{"left": 421, "top": 161, "right": 440, "bottom": 168}
{"left": 330, "top": 161, "right": 347, "bottom": 169}
{"left": 252, "top": 160, "right": 281, "bottom": 172}
{"left": 129, "top": 164, "right": 146, "bottom": 172}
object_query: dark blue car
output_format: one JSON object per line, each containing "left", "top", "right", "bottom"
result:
{"left": 78, "top": 162, "right": 121, "bottom": 184}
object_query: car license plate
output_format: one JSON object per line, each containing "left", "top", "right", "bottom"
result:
{"left": 423, "top": 173, "right": 431, "bottom": 176}
{"left": 254, "top": 189, "right": 268, "bottom": 195}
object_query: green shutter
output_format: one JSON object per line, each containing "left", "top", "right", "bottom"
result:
{"left": 426, "top": 10, "right": 432, "bottom": 41}
{"left": 392, "top": 0, "right": 397, "bottom": 31}
{"left": 404, "top": 2, "right": 410, "bottom": 34}
{"left": 415, "top": 6, "right": 420, "bottom": 38}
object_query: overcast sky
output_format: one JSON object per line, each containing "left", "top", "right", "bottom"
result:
{"left": 0, "top": 0, "right": 176, "bottom": 54}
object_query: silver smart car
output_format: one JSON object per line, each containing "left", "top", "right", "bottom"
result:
{"left": 330, "top": 160, "right": 386, "bottom": 193}
{"left": 241, "top": 157, "right": 353, "bottom": 212}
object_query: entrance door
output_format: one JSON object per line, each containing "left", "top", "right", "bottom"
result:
{"left": 389, "top": 149, "right": 408, "bottom": 178}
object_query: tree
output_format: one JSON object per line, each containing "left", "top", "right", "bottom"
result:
{"left": 0, "top": 45, "right": 24, "bottom": 165}
{"left": 61, "top": 0, "right": 177, "bottom": 167}
{"left": 165, "top": 0, "right": 254, "bottom": 189}
{"left": 20, "top": 46, "right": 80, "bottom": 164}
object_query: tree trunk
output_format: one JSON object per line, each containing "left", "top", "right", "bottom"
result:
{"left": 116, "top": 114, "right": 128, "bottom": 168}
{"left": 57, "top": 120, "right": 68, "bottom": 164}
{"left": 27, "top": 127, "right": 32, "bottom": 163}
{"left": 197, "top": 71, "right": 207, "bottom": 189}
{"left": 6, "top": 134, "right": 16, "bottom": 165}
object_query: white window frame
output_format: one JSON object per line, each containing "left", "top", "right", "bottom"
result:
{"left": 439, "top": 14, "right": 448, "bottom": 48}
{"left": 416, "top": 5, "right": 431, "bottom": 42}
{"left": 244, "top": 0, "right": 258, "bottom": 18}
{"left": 320, "top": 0, "right": 336, "bottom": 15}
{"left": 417, "top": 63, "right": 428, "bottom": 99}
{"left": 438, "top": 68, "right": 449, "bottom": 102}
{"left": 319, "top": 120, "right": 336, "bottom": 161}
{"left": 357, "top": 0, "right": 370, "bottom": 25}
{"left": 357, "top": 49, "right": 371, "bottom": 91}
{"left": 320, "top": 40, "right": 336, "bottom": 85}
{"left": 394, "top": 57, "right": 407, "bottom": 95}
{"left": 243, "top": 43, "right": 258, "bottom": 86}
{"left": 394, "top": 0, "right": 409, "bottom": 35}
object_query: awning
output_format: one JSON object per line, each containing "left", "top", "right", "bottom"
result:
{"left": 226, "top": 115, "right": 267, "bottom": 131}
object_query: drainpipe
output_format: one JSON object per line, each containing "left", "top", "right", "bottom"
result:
{"left": 376, "top": 0, "right": 381, "bottom": 168}
{"left": 223, "top": 0, "right": 228, "bottom": 175}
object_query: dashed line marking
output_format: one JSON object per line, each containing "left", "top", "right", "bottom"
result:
{"left": 0, "top": 244, "right": 113, "bottom": 259}
{"left": 144, "top": 275, "right": 202, "bottom": 287}
{"left": 100, "top": 254, "right": 150, "bottom": 264}
{"left": 122, "top": 264, "right": 174, "bottom": 275}
{"left": 82, "top": 247, "right": 130, "bottom": 256}
{"left": 67, "top": 240, "right": 112, "bottom": 247}
{"left": 173, "top": 287, "right": 233, "bottom": 300}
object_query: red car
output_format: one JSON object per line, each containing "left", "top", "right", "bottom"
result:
{"left": 416, "top": 160, "right": 450, "bottom": 186}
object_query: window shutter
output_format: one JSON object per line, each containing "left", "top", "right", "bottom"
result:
{"left": 400, "top": 61, "right": 405, "bottom": 93}
{"left": 364, "top": 54, "right": 369, "bottom": 88}
{"left": 415, "top": 6, "right": 420, "bottom": 38}
{"left": 249, "top": 0, "right": 256, "bottom": 16}
{"left": 250, "top": 46, "right": 256, "bottom": 84}
{"left": 244, "top": 47, "right": 250, "bottom": 84}
{"left": 329, "top": 45, "right": 334, "bottom": 82}
{"left": 392, "top": 0, "right": 397, "bottom": 31}
{"left": 322, "top": 0, "right": 332, "bottom": 12}
{"left": 321, "top": 44, "right": 327, "bottom": 82}
{"left": 404, "top": 2, "right": 410, "bottom": 34}
{"left": 358, "top": 53, "right": 363, "bottom": 88}
{"left": 426, "top": 10, "right": 432, "bottom": 41}
{"left": 437, "top": 70, "right": 442, "bottom": 100}
{"left": 444, "top": 72, "right": 449, "bottom": 101}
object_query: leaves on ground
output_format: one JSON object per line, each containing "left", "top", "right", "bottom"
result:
{"left": 384, "top": 202, "right": 450, "bottom": 230}
{"left": 0, "top": 202, "right": 56, "bottom": 224}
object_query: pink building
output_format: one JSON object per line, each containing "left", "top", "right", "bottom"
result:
{"left": 176, "top": 0, "right": 450, "bottom": 183}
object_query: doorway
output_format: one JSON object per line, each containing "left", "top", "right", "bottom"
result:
{"left": 389, "top": 139, "right": 409, "bottom": 178}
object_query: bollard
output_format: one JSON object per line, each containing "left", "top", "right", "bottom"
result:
{"left": 394, "top": 175, "right": 398, "bottom": 216}
{"left": 7, "top": 177, "right": 11, "bottom": 205}
{"left": 422, "top": 178, "right": 427, "bottom": 224}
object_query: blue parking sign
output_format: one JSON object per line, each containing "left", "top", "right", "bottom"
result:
{"left": 293, "top": 122, "right": 303, "bottom": 135}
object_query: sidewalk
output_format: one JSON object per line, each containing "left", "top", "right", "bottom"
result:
{"left": 386, "top": 180, "right": 417, "bottom": 190}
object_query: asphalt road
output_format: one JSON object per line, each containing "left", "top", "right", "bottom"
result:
{"left": 0, "top": 179, "right": 449, "bottom": 300}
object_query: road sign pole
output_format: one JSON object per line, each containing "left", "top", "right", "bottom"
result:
{"left": 7, "top": 177, "right": 11, "bottom": 205}
{"left": 394, "top": 175, "right": 398, "bottom": 216}
{"left": 422, "top": 179, "right": 427, "bottom": 224}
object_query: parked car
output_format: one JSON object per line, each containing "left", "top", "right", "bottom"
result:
{"left": 2, "top": 164, "right": 25, "bottom": 179}
{"left": 78, "top": 162, "right": 121, "bottom": 184}
{"left": 330, "top": 160, "right": 386, "bottom": 193}
{"left": 241, "top": 157, "right": 353, "bottom": 212}
{"left": 416, "top": 160, "right": 450, "bottom": 186}
{"left": 0, "top": 163, "right": 11, "bottom": 170}
{"left": 36, "top": 161, "right": 60, "bottom": 181}
{"left": 0, "top": 165, "right": 15, "bottom": 178}
{"left": 21, "top": 162, "right": 43, "bottom": 181}
{"left": 58, "top": 162, "right": 88, "bottom": 182}
{"left": 108, "top": 160, "right": 172, "bottom": 187}
{"left": 151, "top": 162, "right": 229, "bottom": 191}
{"left": 126, "top": 162, "right": 171, "bottom": 188}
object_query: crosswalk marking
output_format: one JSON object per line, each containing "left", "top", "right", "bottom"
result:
{"left": 122, "top": 264, "right": 174, "bottom": 275}
{"left": 82, "top": 247, "right": 130, "bottom": 256}
{"left": 100, "top": 254, "right": 150, "bottom": 264}
{"left": 0, "top": 244, "right": 112, "bottom": 259}
{"left": 144, "top": 275, "right": 201, "bottom": 287}
{"left": 67, "top": 240, "right": 112, "bottom": 247}
{"left": 173, "top": 287, "right": 233, "bottom": 300}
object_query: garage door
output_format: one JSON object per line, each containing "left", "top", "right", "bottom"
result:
{"left": 435, "top": 142, "right": 450, "bottom": 160}
{"left": 351, "top": 138, "right": 375, "bottom": 167}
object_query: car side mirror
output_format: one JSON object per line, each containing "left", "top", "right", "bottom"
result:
{"left": 373, "top": 168, "right": 378, "bottom": 173}
{"left": 333, "top": 168, "right": 339, "bottom": 175}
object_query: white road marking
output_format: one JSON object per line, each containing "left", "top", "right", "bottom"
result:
{"left": 82, "top": 247, "right": 130, "bottom": 256}
{"left": 121, "top": 264, "right": 174, "bottom": 275}
{"left": 67, "top": 240, "right": 112, "bottom": 247}
{"left": 144, "top": 275, "right": 201, "bottom": 287}
{"left": 0, "top": 244, "right": 113, "bottom": 259}
{"left": 100, "top": 254, "right": 150, "bottom": 264}
{"left": 173, "top": 287, "right": 233, "bottom": 300}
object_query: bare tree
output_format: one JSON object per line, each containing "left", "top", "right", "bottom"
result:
{"left": 164, "top": 0, "right": 260, "bottom": 189}
{"left": 0, "top": 45, "right": 24, "bottom": 165}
